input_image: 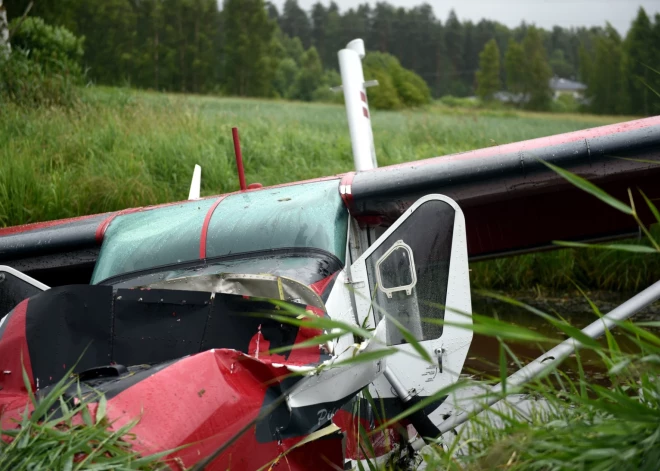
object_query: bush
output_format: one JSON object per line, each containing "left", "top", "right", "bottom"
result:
{"left": 551, "top": 93, "right": 581, "bottom": 113}
{"left": 10, "top": 17, "right": 84, "bottom": 78}
{"left": 363, "top": 52, "right": 431, "bottom": 110}
{"left": 365, "top": 67, "right": 402, "bottom": 110}
{"left": 438, "top": 95, "right": 482, "bottom": 109}
{"left": 272, "top": 57, "right": 298, "bottom": 99}
{"left": 0, "top": 50, "right": 80, "bottom": 107}
{"left": 393, "top": 67, "right": 432, "bottom": 107}
{"left": 0, "top": 17, "right": 84, "bottom": 107}
{"left": 311, "top": 70, "right": 343, "bottom": 104}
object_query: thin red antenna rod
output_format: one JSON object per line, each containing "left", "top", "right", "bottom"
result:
{"left": 232, "top": 127, "right": 247, "bottom": 191}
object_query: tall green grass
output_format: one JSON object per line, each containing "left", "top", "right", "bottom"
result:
{"left": 471, "top": 235, "right": 660, "bottom": 293}
{"left": 0, "top": 86, "right": 623, "bottom": 228}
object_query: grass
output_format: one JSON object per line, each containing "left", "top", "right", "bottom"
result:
{"left": 0, "top": 86, "right": 626, "bottom": 227}
{"left": 470, "top": 236, "right": 660, "bottom": 293}
{"left": 0, "top": 366, "right": 170, "bottom": 471}
{"left": 2, "top": 86, "right": 652, "bottom": 290}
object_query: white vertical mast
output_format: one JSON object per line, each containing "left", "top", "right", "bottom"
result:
{"left": 0, "top": 0, "right": 10, "bottom": 58}
{"left": 338, "top": 39, "right": 378, "bottom": 172}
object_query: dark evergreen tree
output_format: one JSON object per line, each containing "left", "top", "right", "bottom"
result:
{"left": 221, "top": 0, "right": 275, "bottom": 96}
{"left": 310, "top": 2, "right": 328, "bottom": 66}
{"left": 505, "top": 39, "right": 525, "bottom": 99}
{"left": 625, "top": 7, "right": 656, "bottom": 115}
{"left": 444, "top": 10, "right": 467, "bottom": 96}
{"left": 549, "top": 49, "right": 574, "bottom": 78}
{"left": 476, "top": 39, "right": 501, "bottom": 101}
{"left": 280, "top": 0, "right": 312, "bottom": 48}
{"left": 294, "top": 46, "right": 324, "bottom": 100}
{"left": 522, "top": 27, "right": 553, "bottom": 110}
{"left": 266, "top": 2, "right": 279, "bottom": 21}
{"left": 585, "top": 24, "right": 628, "bottom": 115}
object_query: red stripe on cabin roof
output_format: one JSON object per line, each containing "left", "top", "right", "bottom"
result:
{"left": 94, "top": 208, "right": 144, "bottom": 244}
{"left": 199, "top": 196, "right": 229, "bottom": 259}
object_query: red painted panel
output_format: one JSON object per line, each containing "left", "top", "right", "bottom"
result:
{"left": 340, "top": 172, "right": 356, "bottom": 210}
{"left": 0, "top": 300, "right": 35, "bottom": 428}
{"left": 101, "top": 350, "right": 342, "bottom": 470}
{"left": 310, "top": 273, "right": 336, "bottom": 297}
{"left": 332, "top": 409, "right": 403, "bottom": 460}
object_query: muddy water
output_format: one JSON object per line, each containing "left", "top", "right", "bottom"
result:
{"left": 463, "top": 290, "right": 660, "bottom": 381}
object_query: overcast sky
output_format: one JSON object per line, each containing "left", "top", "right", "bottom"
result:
{"left": 268, "top": 0, "right": 660, "bottom": 35}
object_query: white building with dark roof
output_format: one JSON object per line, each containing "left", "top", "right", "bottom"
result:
{"left": 549, "top": 77, "right": 587, "bottom": 100}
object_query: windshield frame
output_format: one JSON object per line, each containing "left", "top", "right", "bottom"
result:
{"left": 95, "top": 246, "right": 344, "bottom": 288}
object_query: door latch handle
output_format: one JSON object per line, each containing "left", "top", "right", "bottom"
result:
{"left": 435, "top": 347, "right": 444, "bottom": 374}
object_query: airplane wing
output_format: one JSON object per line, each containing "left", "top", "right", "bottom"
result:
{"left": 341, "top": 116, "right": 660, "bottom": 260}
{"left": 0, "top": 116, "right": 659, "bottom": 285}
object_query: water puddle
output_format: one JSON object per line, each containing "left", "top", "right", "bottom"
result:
{"left": 463, "top": 289, "right": 660, "bottom": 382}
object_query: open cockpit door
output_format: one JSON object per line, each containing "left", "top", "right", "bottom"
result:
{"left": 347, "top": 195, "right": 472, "bottom": 413}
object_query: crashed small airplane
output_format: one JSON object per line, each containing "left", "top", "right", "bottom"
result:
{"left": 1, "top": 39, "right": 660, "bottom": 470}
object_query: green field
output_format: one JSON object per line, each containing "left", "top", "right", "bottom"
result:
{"left": 2, "top": 87, "right": 656, "bottom": 291}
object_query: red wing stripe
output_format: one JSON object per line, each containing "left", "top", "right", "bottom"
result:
{"left": 0, "top": 213, "right": 105, "bottom": 237}
{"left": 200, "top": 196, "right": 228, "bottom": 259}
{"left": 360, "top": 91, "right": 367, "bottom": 103}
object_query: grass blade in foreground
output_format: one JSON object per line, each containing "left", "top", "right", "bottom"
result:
{"left": 539, "top": 159, "right": 633, "bottom": 215}
{"left": 0, "top": 365, "right": 171, "bottom": 471}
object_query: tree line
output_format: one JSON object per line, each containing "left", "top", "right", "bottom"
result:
{"left": 5, "top": 1, "right": 660, "bottom": 115}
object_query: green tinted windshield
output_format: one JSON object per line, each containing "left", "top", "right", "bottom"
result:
{"left": 91, "top": 179, "right": 347, "bottom": 284}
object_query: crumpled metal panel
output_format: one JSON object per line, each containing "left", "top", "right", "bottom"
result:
{"left": 101, "top": 349, "right": 345, "bottom": 470}
{"left": 206, "top": 180, "right": 348, "bottom": 263}
{"left": 142, "top": 273, "right": 326, "bottom": 310}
